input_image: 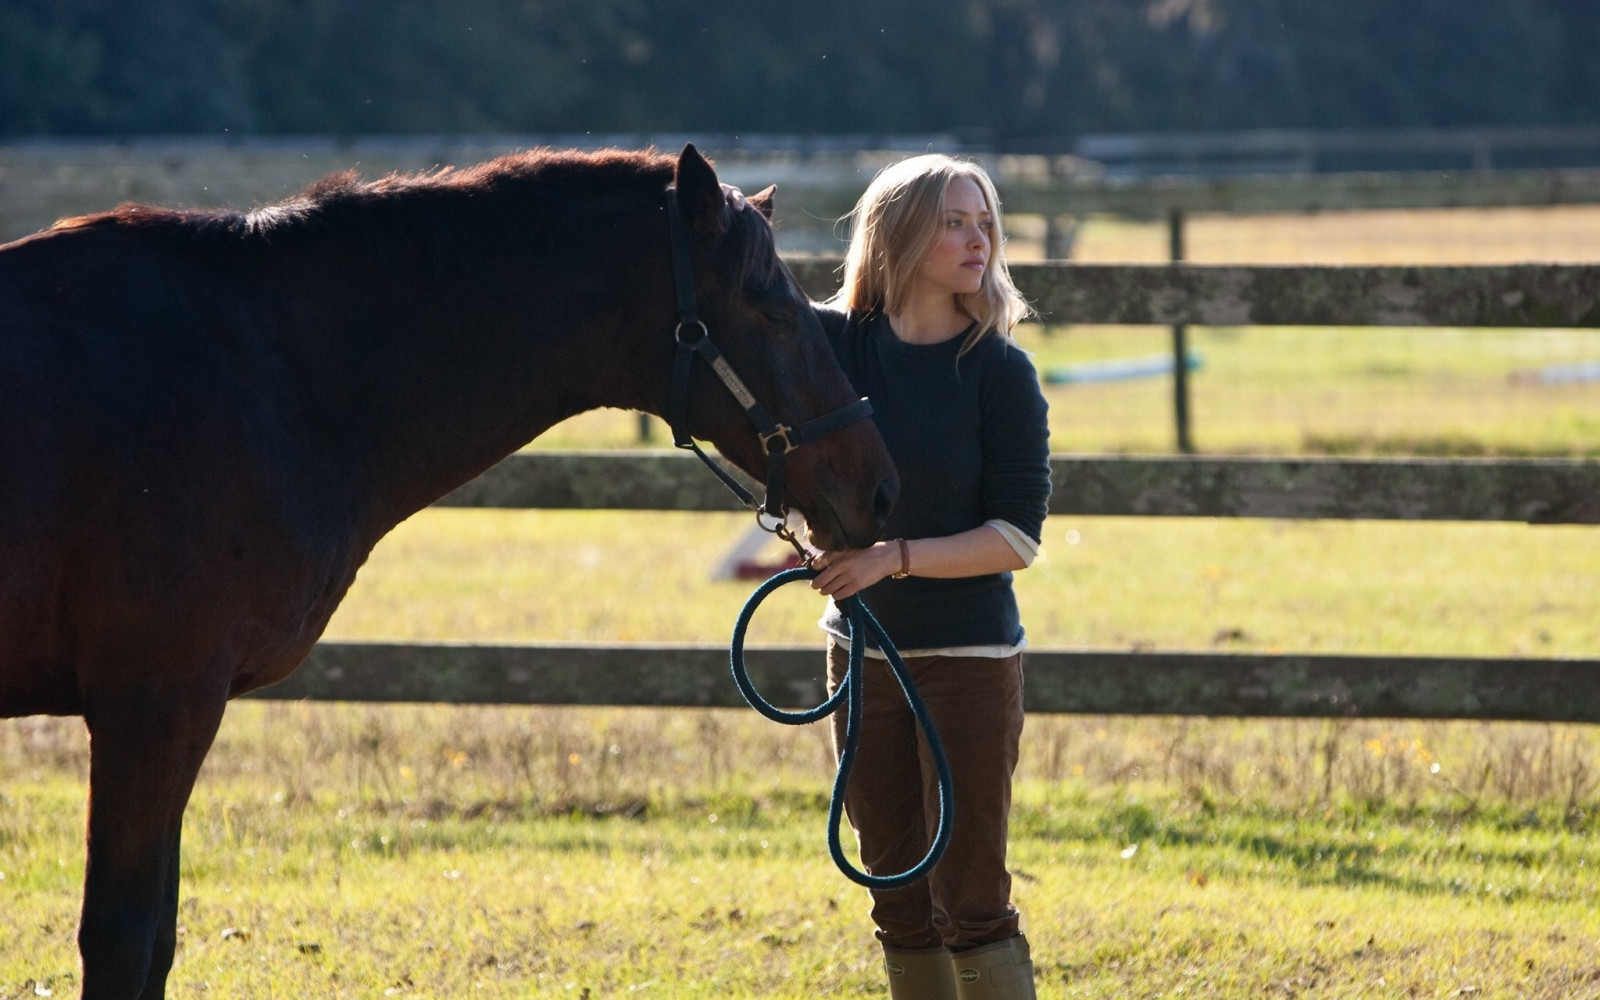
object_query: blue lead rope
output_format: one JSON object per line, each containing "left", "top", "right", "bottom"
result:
{"left": 729, "top": 566, "right": 954, "bottom": 889}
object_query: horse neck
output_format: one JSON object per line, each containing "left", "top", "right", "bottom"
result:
{"left": 276, "top": 207, "right": 675, "bottom": 534}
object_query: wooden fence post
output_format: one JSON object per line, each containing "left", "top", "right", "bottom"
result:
{"left": 1169, "top": 208, "right": 1194, "bottom": 454}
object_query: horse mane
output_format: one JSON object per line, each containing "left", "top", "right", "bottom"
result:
{"left": 47, "top": 148, "right": 717, "bottom": 271}
{"left": 50, "top": 147, "right": 784, "bottom": 289}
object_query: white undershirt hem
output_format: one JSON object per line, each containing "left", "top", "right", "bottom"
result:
{"left": 829, "top": 636, "right": 1028, "bottom": 660}
{"left": 985, "top": 519, "right": 1038, "bottom": 566}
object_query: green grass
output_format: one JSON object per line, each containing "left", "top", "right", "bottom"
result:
{"left": 7, "top": 679, "right": 1600, "bottom": 996}
{"left": 532, "top": 325, "right": 1600, "bottom": 458}
{"left": 8, "top": 735, "right": 1600, "bottom": 997}
{"left": 313, "top": 509, "right": 1600, "bottom": 662}
{"left": 8, "top": 702, "right": 1600, "bottom": 996}
{"left": 1025, "top": 204, "right": 1600, "bottom": 458}
{"left": 1023, "top": 324, "right": 1600, "bottom": 457}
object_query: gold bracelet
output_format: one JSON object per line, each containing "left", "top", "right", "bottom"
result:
{"left": 892, "top": 538, "right": 911, "bottom": 579}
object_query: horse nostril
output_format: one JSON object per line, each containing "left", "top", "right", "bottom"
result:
{"left": 873, "top": 479, "right": 897, "bottom": 526}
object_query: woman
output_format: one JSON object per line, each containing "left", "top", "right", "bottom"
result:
{"left": 809, "top": 155, "right": 1051, "bottom": 1000}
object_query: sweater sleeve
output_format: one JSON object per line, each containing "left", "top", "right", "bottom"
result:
{"left": 980, "top": 341, "right": 1052, "bottom": 545}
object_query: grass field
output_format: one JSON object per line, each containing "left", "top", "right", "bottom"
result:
{"left": 302, "top": 508, "right": 1600, "bottom": 660}
{"left": 4, "top": 206, "right": 1600, "bottom": 997}
{"left": 8, "top": 708, "right": 1600, "bottom": 997}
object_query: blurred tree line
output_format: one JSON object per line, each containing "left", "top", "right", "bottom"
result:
{"left": 3, "top": 0, "right": 1597, "bottom": 141}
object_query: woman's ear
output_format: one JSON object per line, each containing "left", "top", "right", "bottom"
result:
{"left": 673, "top": 144, "right": 728, "bottom": 235}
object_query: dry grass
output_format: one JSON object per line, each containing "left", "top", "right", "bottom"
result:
{"left": 1063, "top": 204, "right": 1600, "bottom": 265}
{"left": 8, "top": 705, "right": 1600, "bottom": 998}
{"left": 10, "top": 705, "right": 1600, "bottom": 825}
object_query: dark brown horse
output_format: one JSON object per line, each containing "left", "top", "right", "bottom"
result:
{"left": 0, "top": 144, "right": 897, "bottom": 998}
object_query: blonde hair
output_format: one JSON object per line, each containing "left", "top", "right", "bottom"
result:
{"left": 830, "top": 154, "right": 1031, "bottom": 352}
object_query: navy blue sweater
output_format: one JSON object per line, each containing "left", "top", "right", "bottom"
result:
{"left": 814, "top": 306, "right": 1052, "bottom": 652}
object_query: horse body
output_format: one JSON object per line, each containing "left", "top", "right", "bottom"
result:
{"left": 0, "top": 145, "right": 896, "bottom": 998}
{"left": 5, "top": 228, "right": 336, "bottom": 706}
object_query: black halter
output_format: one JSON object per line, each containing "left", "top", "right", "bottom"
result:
{"left": 664, "top": 186, "right": 874, "bottom": 524}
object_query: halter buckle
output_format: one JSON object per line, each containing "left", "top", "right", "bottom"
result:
{"left": 759, "top": 424, "right": 798, "bottom": 455}
{"left": 675, "top": 319, "right": 709, "bottom": 346}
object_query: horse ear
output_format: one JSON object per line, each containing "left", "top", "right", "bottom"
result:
{"left": 674, "top": 144, "right": 727, "bottom": 235}
{"left": 747, "top": 185, "right": 777, "bottom": 221}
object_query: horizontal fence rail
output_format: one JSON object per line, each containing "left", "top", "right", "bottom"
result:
{"left": 258, "top": 644, "right": 1600, "bottom": 724}
{"left": 789, "top": 261, "right": 1600, "bottom": 328}
{"left": 261, "top": 257, "right": 1599, "bottom": 721}
{"left": 439, "top": 452, "right": 1600, "bottom": 525}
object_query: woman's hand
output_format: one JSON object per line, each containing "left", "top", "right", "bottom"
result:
{"left": 809, "top": 525, "right": 1026, "bottom": 600}
{"left": 809, "top": 541, "right": 901, "bottom": 600}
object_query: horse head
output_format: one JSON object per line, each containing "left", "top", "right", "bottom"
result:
{"left": 666, "top": 145, "right": 897, "bottom": 551}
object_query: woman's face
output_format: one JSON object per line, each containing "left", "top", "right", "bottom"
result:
{"left": 912, "top": 175, "right": 993, "bottom": 299}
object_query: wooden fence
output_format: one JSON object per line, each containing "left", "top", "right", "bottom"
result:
{"left": 255, "top": 261, "right": 1600, "bottom": 723}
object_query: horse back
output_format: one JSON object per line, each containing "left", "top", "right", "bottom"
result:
{"left": 0, "top": 222, "right": 372, "bottom": 716}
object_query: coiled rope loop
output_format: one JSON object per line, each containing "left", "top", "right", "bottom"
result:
{"left": 730, "top": 566, "right": 954, "bottom": 889}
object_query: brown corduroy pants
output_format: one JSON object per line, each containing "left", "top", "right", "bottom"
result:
{"left": 827, "top": 641, "right": 1025, "bottom": 951}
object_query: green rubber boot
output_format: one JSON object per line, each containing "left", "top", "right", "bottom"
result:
{"left": 951, "top": 934, "right": 1037, "bottom": 1000}
{"left": 883, "top": 943, "right": 958, "bottom": 1000}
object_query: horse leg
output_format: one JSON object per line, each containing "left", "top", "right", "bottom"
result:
{"left": 141, "top": 824, "right": 183, "bottom": 1000}
{"left": 78, "top": 676, "right": 227, "bottom": 1000}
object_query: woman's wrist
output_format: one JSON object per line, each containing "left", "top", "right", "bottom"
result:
{"left": 891, "top": 538, "right": 911, "bottom": 579}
